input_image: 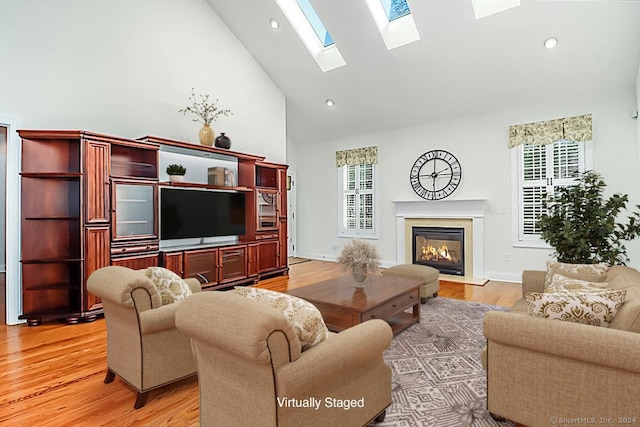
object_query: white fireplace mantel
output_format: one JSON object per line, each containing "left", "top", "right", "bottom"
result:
{"left": 392, "top": 199, "right": 486, "bottom": 281}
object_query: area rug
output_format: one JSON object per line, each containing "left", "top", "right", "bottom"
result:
{"left": 381, "top": 297, "right": 514, "bottom": 427}
{"left": 288, "top": 257, "right": 311, "bottom": 265}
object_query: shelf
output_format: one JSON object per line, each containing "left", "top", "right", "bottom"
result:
{"left": 21, "top": 257, "right": 83, "bottom": 264}
{"left": 24, "top": 216, "right": 81, "bottom": 221}
{"left": 112, "top": 159, "right": 156, "bottom": 170}
{"left": 116, "top": 199, "right": 150, "bottom": 203}
{"left": 24, "top": 282, "right": 81, "bottom": 291}
{"left": 116, "top": 220, "right": 151, "bottom": 225}
{"left": 159, "top": 182, "right": 253, "bottom": 192}
{"left": 20, "top": 172, "right": 81, "bottom": 179}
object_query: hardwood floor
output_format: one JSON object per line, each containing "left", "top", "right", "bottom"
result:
{"left": 0, "top": 260, "right": 522, "bottom": 426}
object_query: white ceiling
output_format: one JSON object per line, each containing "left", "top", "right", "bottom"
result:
{"left": 206, "top": 0, "right": 640, "bottom": 145}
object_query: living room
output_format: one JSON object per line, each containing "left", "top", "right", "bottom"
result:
{"left": 1, "top": 0, "right": 640, "bottom": 425}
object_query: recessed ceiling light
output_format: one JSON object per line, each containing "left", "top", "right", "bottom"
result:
{"left": 544, "top": 37, "right": 558, "bottom": 49}
{"left": 326, "top": 99, "right": 335, "bottom": 107}
{"left": 269, "top": 19, "right": 279, "bottom": 29}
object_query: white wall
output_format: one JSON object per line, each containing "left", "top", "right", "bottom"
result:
{"left": 295, "top": 88, "right": 640, "bottom": 281}
{"left": 0, "top": 0, "right": 286, "bottom": 162}
{"left": 0, "top": 0, "right": 286, "bottom": 324}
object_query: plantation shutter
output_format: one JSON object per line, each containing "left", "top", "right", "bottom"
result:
{"left": 518, "top": 140, "right": 585, "bottom": 242}
{"left": 337, "top": 147, "right": 377, "bottom": 237}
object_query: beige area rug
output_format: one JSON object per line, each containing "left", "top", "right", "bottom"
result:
{"left": 288, "top": 257, "right": 311, "bottom": 266}
{"left": 381, "top": 297, "right": 513, "bottom": 426}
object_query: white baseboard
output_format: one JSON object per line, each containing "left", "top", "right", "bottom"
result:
{"left": 295, "top": 253, "right": 397, "bottom": 269}
{"left": 484, "top": 271, "right": 521, "bottom": 283}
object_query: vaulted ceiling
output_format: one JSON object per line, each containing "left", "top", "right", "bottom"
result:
{"left": 206, "top": 0, "right": 640, "bottom": 145}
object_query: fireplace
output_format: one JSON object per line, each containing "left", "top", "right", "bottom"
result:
{"left": 412, "top": 226, "right": 465, "bottom": 276}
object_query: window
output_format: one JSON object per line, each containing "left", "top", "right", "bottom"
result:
{"left": 338, "top": 163, "right": 377, "bottom": 237}
{"left": 380, "top": 0, "right": 411, "bottom": 21}
{"left": 512, "top": 140, "right": 592, "bottom": 247}
{"left": 364, "top": 0, "right": 420, "bottom": 50}
{"left": 275, "top": 0, "right": 346, "bottom": 72}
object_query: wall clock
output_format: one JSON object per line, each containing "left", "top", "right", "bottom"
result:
{"left": 409, "top": 150, "right": 462, "bottom": 200}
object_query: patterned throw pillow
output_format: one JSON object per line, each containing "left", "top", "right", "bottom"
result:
{"left": 144, "top": 267, "right": 193, "bottom": 305}
{"left": 544, "top": 261, "right": 609, "bottom": 290}
{"left": 547, "top": 273, "right": 610, "bottom": 294}
{"left": 526, "top": 290, "right": 626, "bottom": 327}
{"left": 233, "top": 287, "right": 329, "bottom": 351}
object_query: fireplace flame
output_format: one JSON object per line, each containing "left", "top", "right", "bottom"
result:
{"left": 421, "top": 244, "right": 453, "bottom": 262}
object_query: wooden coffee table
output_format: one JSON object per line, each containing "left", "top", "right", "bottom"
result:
{"left": 287, "top": 274, "right": 422, "bottom": 335}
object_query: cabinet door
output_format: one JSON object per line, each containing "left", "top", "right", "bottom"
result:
{"left": 111, "top": 180, "right": 158, "bottom": 241}
{"left": 184, "top": 248, "right": 219, "bottom": 285}
{"left": 258, "top": 240, "right": 279, "bottom": 273}
{"left": 85, "top": 226, "right": 111, "bottom": 311}
{"left": 163, "top": 252, "right": 184, "bottom": 277}
{"left": 278, "top": 167, "right": 288, "bottom": 218}
{"left": 219, "top": 245, "right": 247, "bottom": 284}
{"left": 256, "top": 189, "right": 278, "bottom": 231}
{"left": 247, "top": 243, "right": 259, "bottom": 277}
{"left": 111, "top": 253, "right": 159, "bottom": 270}
{"left": 85, "top": 141, "right": 110, "bottom": 224}
{"left": 278, "top": 219, "right": 288, "bottom": 269}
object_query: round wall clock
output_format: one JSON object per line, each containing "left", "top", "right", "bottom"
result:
{"left": 409, "top": 150, "right": 462, "bottom": 200}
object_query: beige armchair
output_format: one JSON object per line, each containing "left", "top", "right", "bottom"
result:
{"left": 87, "top": 266, "right": 200, "bottom": 409}
{"left": 175, "top": 291, "right": 393, "bottom": 427}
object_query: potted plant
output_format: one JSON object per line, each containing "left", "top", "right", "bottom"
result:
{"left": 337, "top": 239, "right": 381, "bottom": 287}
{"left": 537, "top": 171, "right": 640, "bottom": 265}
{"left": 166, "top": 164, "right": 186, "bottom": 183}
{"left": 178, "top": 87, "right": 232, "bottom": 147}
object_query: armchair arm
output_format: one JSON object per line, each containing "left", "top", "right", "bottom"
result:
{"left": 138, "top": 303, "right": 180, "bottom": 335}
{"left": 276, "top": 319, "right": 393, "bottom": 396}
{"left": 87, "top": 266, "right": 160, "bottom": 308}
{"left": 484, "top": 311, "right": 640, "bottom": 372}
{"left": 521, "top": 270, "right": 545, "bottom": 296}
{"left": 184, "top": 278, "right": 201, "bottom": 294}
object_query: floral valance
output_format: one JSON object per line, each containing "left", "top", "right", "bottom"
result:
{"left": 508, "top": 114, "right": 592, "bottom": 148}
{"left": 335, "top": 146, "right": 378, "bottom": 167}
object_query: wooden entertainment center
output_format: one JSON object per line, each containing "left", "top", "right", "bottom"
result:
{"left": 18, "top": 130, "right": 288, "bottom": 325}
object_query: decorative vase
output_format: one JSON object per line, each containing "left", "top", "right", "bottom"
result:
{"left": 199, "top": 124, "right": 215, "bottom": 146}
{"left": 351, "top": 264, "right": 368, "bottom": 286}
{"left": 215, "top": 132, "right": 231, "bottom": 149}
{"left": 169, "top": 175, "right": 184, "bottom": 183}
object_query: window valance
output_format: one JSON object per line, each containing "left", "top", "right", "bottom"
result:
{"left": 508, "top": 114, "right": 592, "bottom": 148}
{"left": 336, "top": 146, "right": 378, "bottom": 167}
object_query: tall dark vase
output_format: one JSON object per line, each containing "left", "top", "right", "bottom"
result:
{"left": 215, "top": 132, "right": 231, "bottom": 149}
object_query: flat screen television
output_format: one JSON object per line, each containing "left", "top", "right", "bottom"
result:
{"left": 160, "top": 187, "right": 246, "bottom": 240}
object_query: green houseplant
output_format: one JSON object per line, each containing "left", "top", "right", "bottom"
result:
{"left": 166, "top": 164, "right": 186, "bottom": 183}
{"left": 537, "top": 171, "right": 640, "bottom": 265}
{"left": 337, "top": 239, "right": 381, "bottom": 287}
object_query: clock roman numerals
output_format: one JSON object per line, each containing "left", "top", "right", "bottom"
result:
{"left": 409, "top": 150, "right": 462, "bottom": 200}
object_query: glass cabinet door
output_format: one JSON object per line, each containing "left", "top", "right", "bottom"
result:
{"left": 256, "top": 189, "right": 278, "bottom": 231}
{"left": 112, "top": 181, "right": 157, "bottom": 240}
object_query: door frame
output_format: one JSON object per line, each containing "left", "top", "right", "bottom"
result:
{"left": 287, "top": 172, "right": 297, "bottom": 257}
{"left": 1, "top": 115, "right": 23, "bottom": 325}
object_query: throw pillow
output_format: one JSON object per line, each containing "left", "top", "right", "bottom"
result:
{"left": 233, "top": 287, "right": 329, "bottom": 351}
{"left": 544, "top": 261, "right": 608, "bottom": 290}
{"left": 547, "top": 273, "right": 610, "bottom": 294}
{"left": 144, "top": 266, "right": 193, "bottom": 305}
{"left": 526, "top": 290, "right": 626, "bottom": 327}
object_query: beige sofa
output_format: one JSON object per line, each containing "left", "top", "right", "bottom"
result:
{"left": 87, "top": 266, "right": 201, "bottom": 408}
{"left": 483, "top": 265, "right": 640, "bottom": 425}
{"left": 175, "top": 291, "right": 393, "bottom": 427}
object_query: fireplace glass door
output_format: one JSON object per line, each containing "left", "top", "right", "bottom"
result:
{"left": 412, "top": 227, "right": 464, "bottom": 276}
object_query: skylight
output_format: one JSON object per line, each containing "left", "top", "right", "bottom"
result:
{"left": 380, "top": 0, "right": 411, "bottom": 22}
{"left": 365, "top": 0, "right": 420, "bottom": 50}
{"left": 275, "top": 0, "right": 346, "bottom": 72}
{"left": 296, "top": 0, "right": 334, "bottom": 47}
